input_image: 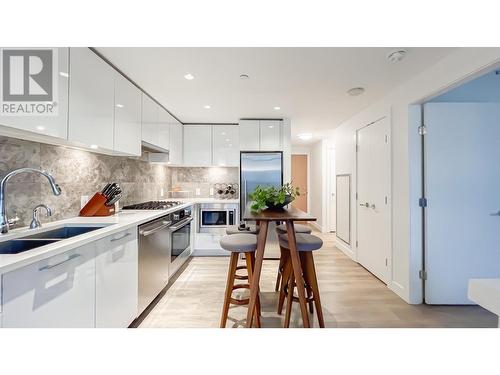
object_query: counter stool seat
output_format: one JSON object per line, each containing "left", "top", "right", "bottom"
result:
{"left": 226, "top": 224, "right": 259, "bottom": 235}
{"left": 278, "top": 233, "right": 323, "bottom": 251}
{"left": 220, "top": 233, "right": 258, "bottom": 252}
{"left": 219, "top": 234, "right": 261, "bottom": 328}
{"left": 275, "top": 223, "right": 312, "bottom": 235}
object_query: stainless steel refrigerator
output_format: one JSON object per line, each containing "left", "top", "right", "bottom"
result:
{"left": 240, "top": 151, "right": 283, "bottom": 258}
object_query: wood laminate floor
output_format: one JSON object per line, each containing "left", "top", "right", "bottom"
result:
{"left": 139, "top": 231, "right": 497, "bottom": 328}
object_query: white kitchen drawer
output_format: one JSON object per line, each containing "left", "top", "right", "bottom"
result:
{"left": 1, "top": 244, "right": 96, "bottom": 328}
{"left": 95, "top": 229, "right": 138, "bottom": 328}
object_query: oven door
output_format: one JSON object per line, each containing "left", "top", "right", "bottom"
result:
{"left": 169, "top": 217, "right": 193, "bottom": 274}
{"left": 199, "top": 209, "right": 229, "bottom": 228}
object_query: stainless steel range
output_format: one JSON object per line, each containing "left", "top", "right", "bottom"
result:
{"left": 124, "top": 201, "right": 193, "bottom": 314}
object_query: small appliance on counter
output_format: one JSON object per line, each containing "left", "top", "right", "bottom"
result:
{"left": 79, "top": 183, "right": 122, "bottom": 217}
{"left": 214, "top": 183, "right": 239, "bottom": 200}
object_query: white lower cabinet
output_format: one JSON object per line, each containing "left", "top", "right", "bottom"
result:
{"left": 95, "top": 229, "right": 138, "bottom": 328}
{"left": 1, "top": 244, "right": 96, "bottom": 328}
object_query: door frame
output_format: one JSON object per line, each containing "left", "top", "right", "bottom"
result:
{"left": 291, "top": 151, "right": 311, "bottom": 213}
{"left": 355, "top": 116, "right": 392, "bottom": 283}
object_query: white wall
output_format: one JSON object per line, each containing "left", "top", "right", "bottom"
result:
{"left": 331, "top": 48, "right": 500, "bottom": 304}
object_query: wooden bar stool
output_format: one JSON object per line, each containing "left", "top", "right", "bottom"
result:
{"left": 220, "top": 233, "right": 262, "bottom": 328}
{"left": 274, "top": 223, "right": 312, "bottom": 292}
{"left": 277, "top": 233, "right": 325, "bottom": 328}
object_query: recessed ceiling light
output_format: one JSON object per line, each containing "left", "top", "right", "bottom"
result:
{"left": 225, "top": 138, "right": 230, "bottom": 142}
{"left": 347, "top": 87, "right": 365, "bottom": 96}
{"left": 387, "top": 49, "right": 407, "bottom": 63}
{"left": 90, "top": 144, "right": 98, "bottom": 149}
{"left": 297, "top": 133, "right": 313, "bottom": 141}
{"left": 36, "top": 125, "right": 45, "bottom": 131}
{"left": 204, "top": 105, "right": 211, "bottom": 109}
{"left": 239, "top": 74, "right": 249, "bottom": 80}
{"left": 273, "top": 106, "right": 281, "bottom": 110}
{"left": 116, "top": 104, "right": 124, "bottom": 108}
{"left": 221, "top": 132, "right": 226, "bottom": 136}
{"left": 59, "top": 72, "right": 69, "bottom": 78}
{"left": 184, "top": 73, "right": 194, "bottom": 80}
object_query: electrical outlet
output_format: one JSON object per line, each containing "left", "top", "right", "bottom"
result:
{"left": 209, "top": 187, "right": 214, "bottom": 196}
{"left": 160, "top": 188, "right": 164, "bottom": 197}
{"left": 80, "top": 195, "right": 89, "bottom": 209}
{"left": 195, "top": 188, "right": 201, "bottom": 196}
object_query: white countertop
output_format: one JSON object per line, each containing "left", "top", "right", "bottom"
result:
{"left": 0, "top": 202, "right": 195, "bottom": 275}
{"left": 468, "top": 279, "right": 500, "bottom": 322}
{"left": 175, "top": 197, "right": 239, "bottom": 204}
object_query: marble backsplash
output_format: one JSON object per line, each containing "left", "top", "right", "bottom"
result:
{"left": 170, "top": 167, "right": 239, "bottom": 198}
{"left": 0, "top": 136, "right": 172, "bottom": 227}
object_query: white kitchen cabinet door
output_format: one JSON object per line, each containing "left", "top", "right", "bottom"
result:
{"left": 259, "top": 120, "right": 282, "bottom": 151}
{"left": 239, "top": 120, "right": 260, "bottom": 151}
{"left": 0, "top": 47, "right": 69, "bottom": 139}
{"left": 95, "top": 229, "right": 138, "bottom": 328}
{"left": 114, "top": 73, "right": 142, "bottom": 156}
{"left": 183, "top": 125, "right": 212, "bottom": 166}
{"left": 157, "top": 108, "right": 171, "bottom": 151}
{"left": 169, "top": 120, "right": 183, "bottom": 165}
{"left": 1, "top": 245, "right": 96, "bottom": 328}
{"left": 212, "top": 125, "right": 239, "bottom": 166}
{"left": 68, "top": 48, "right": 115, "bottom": 150}
{"left": 141, "top": 94, "right": 159, "bottom": 146}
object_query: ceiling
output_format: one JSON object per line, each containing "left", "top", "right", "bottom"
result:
{"left": 97, "top": 47, "right": 455, "bottom": 144}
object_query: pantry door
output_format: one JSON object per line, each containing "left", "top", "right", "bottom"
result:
{"left": 291, "top": 154, "right": 308, "bottom": 212}
{"left": 356, "top": 117, "right": 391, "bottom": 284}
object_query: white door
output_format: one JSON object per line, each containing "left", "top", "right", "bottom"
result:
{"left": 259, "top": 120, "right": 282, "bottom": 151}
{"left": 327, "top": 147, "right": 336, "bottom": 232}
{"left": 424, "top": 103, "right": 500, "bottom": 304}
{"left": 114, "top": 72, "right": 142, "bottom": 156}
{"left": 212, "top": 125, "right": 239, "bottom": 166}
{"left": 357, "top": 117, "right": 391, "bottom": 283}
{"left": 68, "top": 48, "right": 115, "bottom": 150}
{"left": 183, "top": 125, "right": 212, "bottom": 166}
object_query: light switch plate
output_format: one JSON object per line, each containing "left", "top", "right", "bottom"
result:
{"left": 195, "top": 188, "right": 201, "bottom": 196}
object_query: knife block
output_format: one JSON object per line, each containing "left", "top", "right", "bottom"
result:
{"left": 79, "top": 192, "right": 115, "bottom": 217}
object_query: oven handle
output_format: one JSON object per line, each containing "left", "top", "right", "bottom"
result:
{"left": 139, "top": 221, "right": 172, "bottom": 237}
{"left": 169, "top": 217, "right": 193, "bottom": 231}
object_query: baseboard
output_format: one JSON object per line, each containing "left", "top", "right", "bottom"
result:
{"left": 388, "top": 280, "right": 412, "bottom": 303}
{"left": 334, "top": 238, "right": 356, "bottom": 260}
{"left": 310, "top": 221, "right": 325, "bottom": 233}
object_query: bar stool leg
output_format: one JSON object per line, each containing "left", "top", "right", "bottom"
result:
{"left": 284, "top": 273, "right": 295, "bottom": 328}
{"left": 220, "top": 252, "right": 239, "bottom": 328}
{"left": 277, "top": 254, "right": 292, "bottom": 314}
{"left": 275, "top": 246, "right": 289, "bottom": 291}
{"left": 300, "top": 253, "right": 315, "bottom": 314}
{"left": 303, "top": 252, "right": 325, "bottom": 328}
{"left": 245, "top": 252, "right": 261, "bottom": 328}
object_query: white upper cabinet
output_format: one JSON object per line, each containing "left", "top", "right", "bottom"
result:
{"left": 239, "top": 120, "right": 260, "bottom": 151}
{"left": 0, "top": 47, "right": 69, "bottom": 140}
{"left": 141, "top": 94, "right": 159, "bottom": 146}
{"left": 259, "top": 120, "right": 282, "bottom": 151}
{"left": 212, "top": 125, "right": 239, "bottom": 166}
{"left": 68, "top": 48, "right": 115, "bottom": 150}
{"left": 183, "top": 125, "right": 212, "bottom": 166}
{"left": 169, "top": 119, "right": 183, "bottom": 165}
{"left": 157, "top": 108, "right": 171, "bottom": 151}
{"left": 113, "top": 73, "right": 142, "bottom": 156}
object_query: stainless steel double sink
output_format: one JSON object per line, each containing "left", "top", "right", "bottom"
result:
{"left": 0, "top": 225, "right": 107, "bottom": 255}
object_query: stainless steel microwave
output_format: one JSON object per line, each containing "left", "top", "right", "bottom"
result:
{"left": 198, "top": 203, "right": 238, "bottom": 232}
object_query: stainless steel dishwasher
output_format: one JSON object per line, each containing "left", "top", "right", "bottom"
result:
{"left": 137, "top": 215, "right": 172, "bottom": 314}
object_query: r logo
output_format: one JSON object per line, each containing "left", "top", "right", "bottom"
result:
{"left": 2, "top": 49, "right": 53, "bottom": 102}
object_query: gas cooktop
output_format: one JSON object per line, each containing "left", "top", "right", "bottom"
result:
{"left": 122, "top": 201, "right": 183, "bottom": 210}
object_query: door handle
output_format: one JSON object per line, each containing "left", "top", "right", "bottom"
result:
{"left": 370, "top": 204, "right": 376, "bottom": 209}
{"left": 359, "top": 202, "right": 369, "bottom": 207}
{"left": 490, "top": 211, "right": 500, "bottom": 216}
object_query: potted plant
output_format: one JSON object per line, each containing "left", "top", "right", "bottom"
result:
{"left": 249, "top": 183, "right": 300, "bottom": 213}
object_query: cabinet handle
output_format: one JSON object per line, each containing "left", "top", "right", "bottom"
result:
{"left": 110, "top": 232, "right": 131, "bottom": 242}
{"left": 39, "top": 253, "right": 81, "bottom": 271}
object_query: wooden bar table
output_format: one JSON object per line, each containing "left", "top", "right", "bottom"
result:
{"left": 243, "top": 204, "right": 317, "bottom": 328}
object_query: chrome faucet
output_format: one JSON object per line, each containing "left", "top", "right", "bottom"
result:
{"left": 29, "top": 204, "right": 52, "bottom": 229}
{"left": 0, "top": 168, "right": 62, "bottom": 234}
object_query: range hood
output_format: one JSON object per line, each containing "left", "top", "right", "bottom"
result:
{"left": 141, "top": 141, "right": 170, "bottom": 164}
